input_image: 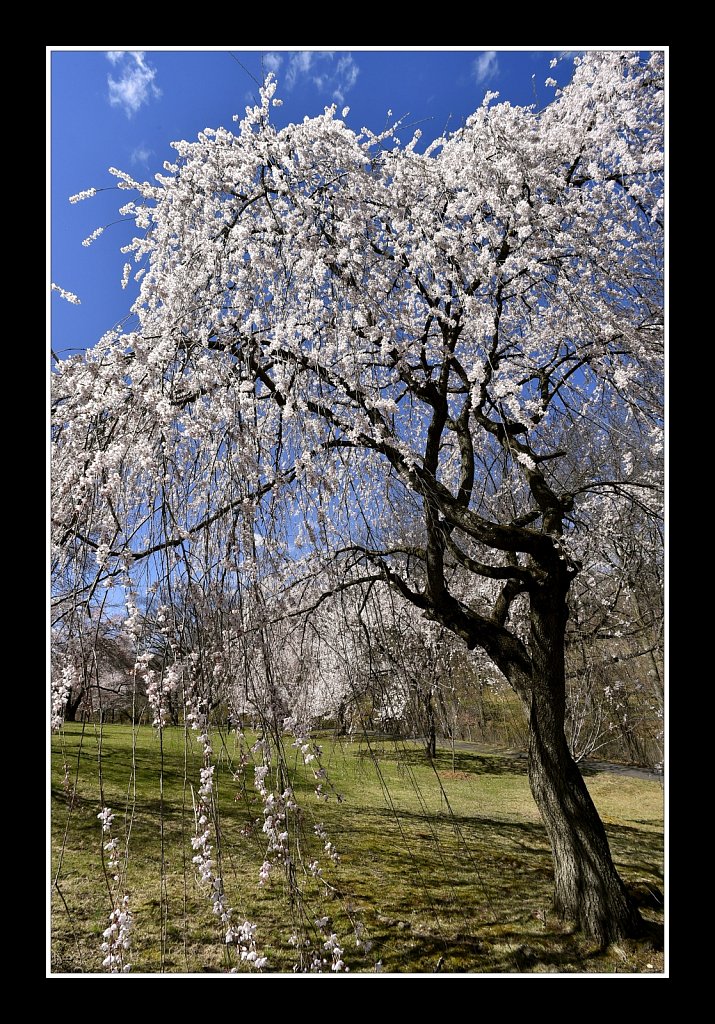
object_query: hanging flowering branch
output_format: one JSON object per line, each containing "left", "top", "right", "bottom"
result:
{"left": 97, "top": 807, "right": 133, "bottom": 973}
{"left": 186, "top": 686, "right": 268, "bottom": 970}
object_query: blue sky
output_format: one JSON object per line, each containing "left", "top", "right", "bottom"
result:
{"left": 50, "top": 47, "right": 579, "bottom": 358}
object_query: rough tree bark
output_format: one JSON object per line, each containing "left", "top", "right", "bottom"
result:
{"left": 526, "top": 579, "right": 643, "bottom": 945}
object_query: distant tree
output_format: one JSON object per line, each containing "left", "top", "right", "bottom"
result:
{"left": 564, "top": 508, "right": 664, "bottom": 767}
{"left": 351, "top": 587, "right": 455, "bottom": 757}
{"left": 51, "top": 618, "right": 139, "bottom": 723}
{"left": 52, "top": 51, "right": 663, "bottom": 945}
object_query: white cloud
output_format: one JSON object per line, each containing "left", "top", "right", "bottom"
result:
{"left": 131, "top": 145, "right": 153, "bottom": 167}
{"left": 336, "top": 55, "right": 359, "bottom": 91}
{"left": 263, "top": 52, "right": 282, "bottom": 74}
{"left": 285, "top": 50, "right": 316, "bottom": 88}
{"left": 107, "top": 51, "right": 161, "bottom": 117}
{"left": 473, "top": 50, "right": 499, "bottom": 86}
{"left": 283, "top": 50, "right": 359, "bottom": 103}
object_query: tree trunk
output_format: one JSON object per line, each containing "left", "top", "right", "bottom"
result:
{"left": 527, "top": 584, "right": 643, "bottom": 947}
{"left": 424, "top": 691, "right": 437, "bottom": 759}
{"left": 427, "top": 721, "right": 436, "bottom": 760}
{"left": 64, "top": 688, "right": 84, "bottom": 723}
{"left": 475, "top": 680, "right": 487, "bottom": 740}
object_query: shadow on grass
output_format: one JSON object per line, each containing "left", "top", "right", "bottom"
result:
{"left": 366, "top": 745, "right": 531, "bottom": 777}
{"left": 601, "top": 822, "right": 664, "bottom": 881}
{"left": 355, "top": 742, "right": 619, "bottom": 780}
{"left": 362, "top": 918, "right": 655, "bottom": 973}
{"left": 367, "top": 911, "right": 665, "bottom": 974}
{"left": 356, "top": 802, "right": 546, "bottom": 840}
{"left": 380, "top": 933, "right": 584, "bottom": 973}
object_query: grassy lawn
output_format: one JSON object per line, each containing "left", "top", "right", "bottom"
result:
{"left": 50, "top": 723, "right": 665, "bottom": 975}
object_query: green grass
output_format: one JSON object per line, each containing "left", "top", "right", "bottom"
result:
{"left": 50, "top": 723, "right": 665, "bottom": 975}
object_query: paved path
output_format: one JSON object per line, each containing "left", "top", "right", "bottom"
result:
{"left": 575, "top": 756, "right": 663, "bottom": 782}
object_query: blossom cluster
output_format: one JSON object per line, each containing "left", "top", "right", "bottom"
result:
{"left": 97, "top": 808, "right": 133, "bottom": 972}
{"left": 82, "top": 226, "right": 105, "bottom": 247}
{"left": 51, "top": 664, "right": 76, "bottom": 732}
{"left": 68, "top": 187, "right": 97, "bottom": 204}
{"left": 287, "top": 919, "right": 348, "bottom": 973}
{"left": 51, "top": 282, "right": 80, "bottom": 305}
{"left": 100, "top": 896, "right": 133, "bottom": 973}
{"left": 98, "top": 810, "right": 121, "bottom": 884}
{"left": 143, "top": 660, "right": 180, "bottom": 729}
{"left": 253, "top": 759, "right": 296, "bottom": 886}
{"left": 314, "top": 822, "right": 340, "bottom": 866}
